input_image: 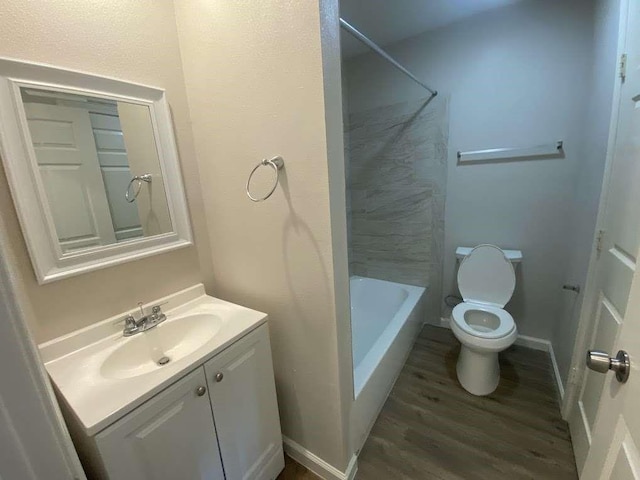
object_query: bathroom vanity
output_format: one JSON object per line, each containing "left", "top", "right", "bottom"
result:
{"left": 40, "top": 285, "right": 284, "bottom": 480}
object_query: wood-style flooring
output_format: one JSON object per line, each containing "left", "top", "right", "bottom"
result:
{"left": 277, "top": 454, "right": 322, "bottom": 480}
{"left": 357, "top": 325, "right": 577, "bottom": 479}
{"left": 279, "top": 325, "right": 578, "bottom": 479}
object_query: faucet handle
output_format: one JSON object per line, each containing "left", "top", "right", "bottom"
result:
{"left": 151, "top": 302, "right": 168, "bottom": 314}
{"left": 114, "top": 314, "right": 136, "bottom": 326}
{"left": 122, "top": 315, "right": 139, "bottom": 336}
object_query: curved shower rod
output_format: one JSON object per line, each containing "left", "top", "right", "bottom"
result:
{"left": 339, "top": 18, "right": 438, "bottom": 98}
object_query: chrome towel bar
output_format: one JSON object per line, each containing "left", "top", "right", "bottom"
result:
{"left": 457, "top": 141, "right": 564, "bottom": 163}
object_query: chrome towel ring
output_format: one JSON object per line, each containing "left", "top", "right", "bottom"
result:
{"left": 246, "top": 156, "right": 284, "bottom": 202}
{"left": 125, "top": 174, "right": 152, "bottom": 203}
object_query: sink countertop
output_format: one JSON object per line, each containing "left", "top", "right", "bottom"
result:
{"left": 40, "top": 284, "right": 267, "bottom": 436}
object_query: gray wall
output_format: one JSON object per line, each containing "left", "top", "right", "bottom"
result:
{"left": 344, "top": 0, "right": 597, "bottom": 339}
{"left": 552, "top": 0, "right": 620, "bottom": 385}
{"left": 343, "top": 94, "right": 448, "bottom": 321}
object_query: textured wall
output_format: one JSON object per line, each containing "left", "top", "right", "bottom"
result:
{"left": 344, "top": 94, "right": 448, "bottom": 320}
{"left": 0, "top": 0, "right": 213, "bottom": 342}
{"left": 1, "top": 0, "right": 354, "bottom": 472}
{"left": 552, "top": 0, "right": 620, "bottom": 386}
{"left": 174, "top": 0, "right": 352, "bottom": 472}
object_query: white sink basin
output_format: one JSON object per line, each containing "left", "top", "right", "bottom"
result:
{"left": 100, "top": 313, "right": 223, "bottom": 380}
{"left": 40, "top": 285, "right": 268, "bottom": 435}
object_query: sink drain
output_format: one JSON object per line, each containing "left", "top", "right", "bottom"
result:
{"left": 157, "top": 356, "right": 171, "bottom": 366}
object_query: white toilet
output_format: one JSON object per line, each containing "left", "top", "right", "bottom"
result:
{"left": 451, "top": 244, "right": 520, "bottom": 396}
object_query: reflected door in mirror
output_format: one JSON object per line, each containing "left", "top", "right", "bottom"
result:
{"left": 21, "top": 88, "right": 172, "bottom": 254}
{"left": 25, "top": 102, "right": 118, "bottom": 251}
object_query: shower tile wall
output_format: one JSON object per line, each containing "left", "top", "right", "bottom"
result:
{"left": 345, "top": 96, "right": 448, "bottom": 320}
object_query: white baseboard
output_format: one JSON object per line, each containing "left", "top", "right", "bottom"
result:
{"left": 514, "top": 335, "right": 565, "bottom": 400}
{"left": 344, "top": 454, "right": 358, "bottom": 480}
{"left": 514, "top": 333, "right": 551, "bottom": 352}
{"left": 548, "top": 341, "right": 565, "bottom": 401}
{"left": 282, "top": 436, "right": 357, "bottom": 480}
{"left": 437, "top": 321, "right": 565, "bottom": 402}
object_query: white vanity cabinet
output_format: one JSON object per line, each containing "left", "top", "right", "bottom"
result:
{"left": 68, "top": 324, "right": 284, "bottom": 480}
{"left": 204, "top": 324, "right": 283, "bottom": 480}
{"left": 95, "top": 368, "right": 225, "bottom": 480}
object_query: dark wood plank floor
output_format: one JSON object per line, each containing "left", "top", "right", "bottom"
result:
{"left": 278, "top": 325, "right": 577, "bottom": 479}
{"left": 277, "top": 454, "right": 321, "bottom": 480}
{"left": 356, "top": 325, "right": 577, "bottom": 480}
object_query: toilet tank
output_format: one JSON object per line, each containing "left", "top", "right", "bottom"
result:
{"left": 455, "top": 246, "right": 522, "bottom": 265}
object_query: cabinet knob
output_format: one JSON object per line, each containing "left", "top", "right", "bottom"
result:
{"left": 196, "top": 386, "right": 207, "bottom": 396}
{"left": 215, "top": 372, "right": 224, "bottom": 382}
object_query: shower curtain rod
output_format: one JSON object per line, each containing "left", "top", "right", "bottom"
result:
{"left": 339, "top": 18, "right": 438, "bottom": 97}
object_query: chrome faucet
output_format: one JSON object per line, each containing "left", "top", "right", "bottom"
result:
{"left": 122, "top": 303, "right": 167, "bottom": 337}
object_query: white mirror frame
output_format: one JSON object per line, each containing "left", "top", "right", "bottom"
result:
{"left": 0, "top": 58, "right": 193, "bottom": 284}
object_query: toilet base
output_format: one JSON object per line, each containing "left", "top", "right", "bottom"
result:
{"left": 456, "top": 345, "right": 500, "bottom": 396}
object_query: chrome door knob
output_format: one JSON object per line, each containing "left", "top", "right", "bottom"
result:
{"left": 586, "top": 350, "right": 630, "bottom": 383}
{"left": 215, "top": 372, "right": 224, "bottom": 382}
{"left": 196, "top": 386, "right": 207, "bottom": 396}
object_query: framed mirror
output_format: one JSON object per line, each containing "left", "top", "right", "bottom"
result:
{"left": 0, "top": 58, "right": 192, "bottom": 283}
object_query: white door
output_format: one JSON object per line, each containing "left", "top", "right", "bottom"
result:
{"left": 569, "top": 1, "right": 640, "bottom": 477}
{"left": 0, "top": 241, "right": 86, "bottom": 480}
{"left": 95, "top": 367, "right": 225, "bottom": 480}
{"left": 89, "top": 109, "right": 143, "bottom": 241}
{"left": 204, "top": 324, "right": 284, "bottom": 480}
{"left": 24, "top": 103, "right": 116, "bottom": 251}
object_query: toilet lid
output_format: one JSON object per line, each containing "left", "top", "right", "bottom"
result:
{"left": 457, "top": 244, "right": 515, "bottom": 308}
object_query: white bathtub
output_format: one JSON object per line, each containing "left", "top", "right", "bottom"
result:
{"left": 349, "top": 276, "right": 426, "bottom": 450}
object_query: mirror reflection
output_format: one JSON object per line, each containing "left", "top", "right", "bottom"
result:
{"left": 20, "top": 87, "right": 172, "bottom": 253}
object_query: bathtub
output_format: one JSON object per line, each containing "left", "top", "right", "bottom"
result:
{"left": 349, "top": 276, "right": 427, "bottom": 450}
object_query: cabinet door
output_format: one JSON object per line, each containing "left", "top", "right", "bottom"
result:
{"left": 95, "top": 368, "right": 224, "bottom": 480}
{"left": 204, "top": 324, "right": 284, "bottom": 480}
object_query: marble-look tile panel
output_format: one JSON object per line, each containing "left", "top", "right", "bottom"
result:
{"left": 363, "top": 185, "right": 433, "bottom": 222}
{"left": 345, "top": 95, "right": 448, "bottom": 321}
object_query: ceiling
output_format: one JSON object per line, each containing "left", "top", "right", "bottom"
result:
{"left": 340, "top": 0, "right": 524, "bottom": 57}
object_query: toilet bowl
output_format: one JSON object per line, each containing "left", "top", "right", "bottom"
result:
{"left": 451, "top": 244, "right": 518, "bottom": 396}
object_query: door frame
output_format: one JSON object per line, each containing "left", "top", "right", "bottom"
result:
{"left": 0, "top": 219, "right": 86, "bottom": 479}
{"left": 561, "top": 0, "right": 629, "bottom": 420}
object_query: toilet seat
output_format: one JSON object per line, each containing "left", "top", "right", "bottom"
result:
{"left": 452, "top": 302, "right": 515, "bottom": 339}
{"left": 457, "top": 244, "right": 515, "bottom": 308}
